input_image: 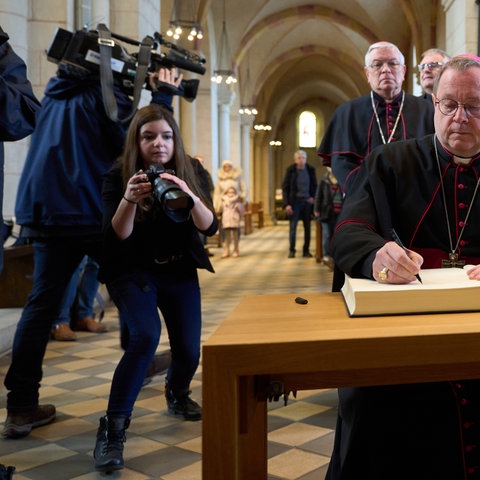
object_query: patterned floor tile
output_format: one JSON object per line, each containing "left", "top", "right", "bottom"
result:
{"left": 0, "top": 223, "right": 336, "bottom": 479}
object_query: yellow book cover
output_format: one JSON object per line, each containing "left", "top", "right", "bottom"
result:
{"left": 341, "top": 267, "right": 480, "bottom": 317}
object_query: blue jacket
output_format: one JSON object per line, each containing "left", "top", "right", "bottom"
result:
{"left": 15, "top": 74, "right": 133, "bottom": 235}
{"left": 0, "top": 42, "right": 40, "bottom": 214}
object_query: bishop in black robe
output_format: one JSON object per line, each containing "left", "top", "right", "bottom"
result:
{"left": 327, "top": 134, "right": 480, "bottom": 480}
{"left": 317, "top": 91, "right": 435, "bottom": 193}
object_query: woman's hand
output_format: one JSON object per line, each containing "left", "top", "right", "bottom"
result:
{"left": 158, "top": 172, "right": 214, "bottom": 230}
{"left": 123, "top": 170, "right": 151, "bottom": 204}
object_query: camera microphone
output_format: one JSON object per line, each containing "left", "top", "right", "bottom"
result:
{"left": 161, "top": 53, "right": 206, "bottom": 75}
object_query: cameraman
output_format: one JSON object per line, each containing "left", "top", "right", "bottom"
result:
{"left": 0, "top": 26, "right": 40, "bottom": 271}
{"left": 2, "top": 44, "right": 180, "bottom": 438}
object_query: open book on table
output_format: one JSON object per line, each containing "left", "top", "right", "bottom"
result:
{"left": 341, "top": 266, "right": 480, "bottom": 317}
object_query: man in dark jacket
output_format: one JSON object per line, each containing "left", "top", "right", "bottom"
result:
{"left": 0, "top": 27, "right": 40, "bottom": 272}
{"left": 281, "top": 149, "right": 317, "bottom": 258}
{"left": 2, "top": 63, "right": 178, "bottom": 439}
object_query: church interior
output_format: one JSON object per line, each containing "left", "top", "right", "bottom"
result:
{"left": 1, "top": 0, "right": 479, "bottom": 478}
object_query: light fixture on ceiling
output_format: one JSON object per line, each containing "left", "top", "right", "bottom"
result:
{"left": 269, "top": 140, "right": 282, "bottom": 146}
{"left": 239, "top": 58, "right": 257, "bottom": 116}
{"left": 211, "top": 0, "right": 237, "bottom": 84}
{"left": 239, "top": 105, "right": 258, "bottom": 115}
{"left": 254, "top": 122, "right": 272, "bottom": 131}
{"left": 166, "top": 0, "right": 203, "bottom": 42}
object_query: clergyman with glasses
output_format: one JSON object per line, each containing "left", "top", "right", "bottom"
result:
{"left": 318, "top": 41, "right": 435, "bottom": 194}
{"left": 417, "top": 47, "right": 451, "bottom": 98}
{"left": 325, "top": 55, "right": 480, "bottom": 480}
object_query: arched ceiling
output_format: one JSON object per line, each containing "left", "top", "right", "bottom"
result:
{"left": 172, "top": 0, "right": 440, "bottom": 133}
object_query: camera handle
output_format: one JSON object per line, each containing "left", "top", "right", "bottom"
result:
{"left": 97, "top": 23, "right": 152, "bottom": 123}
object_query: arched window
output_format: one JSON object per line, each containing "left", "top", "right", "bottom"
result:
{"left": 298, "top": 111, "right": 317, "bottom": 148}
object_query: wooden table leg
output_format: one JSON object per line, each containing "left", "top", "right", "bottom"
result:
{"left": 202, "top": 349, "right": 268, "bottom": 479}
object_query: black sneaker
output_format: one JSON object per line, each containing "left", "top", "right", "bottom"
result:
{"left": 2, "top": 404, "right": 56, "bottom": 439}
{"left": 165, "top": 389, "right": 202, "bottom": 421}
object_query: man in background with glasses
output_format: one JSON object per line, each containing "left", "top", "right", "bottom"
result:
{"left": 318, "top": 41, "right": 435, "bottom": 194}
{"left": 317, "top": 41, "right": 435, "bottom": 290}
{"left": 417, "top": 47, "right": 451, "bottom": 99}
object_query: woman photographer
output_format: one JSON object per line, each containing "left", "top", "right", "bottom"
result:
{"left": 94, "top": 104, "right": 217, "bottom": 473}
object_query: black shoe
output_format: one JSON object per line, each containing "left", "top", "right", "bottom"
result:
{"left": 94, "top": 415, "right": 130, "bottom": 473}
{"left": 303, "top": 252, "right": 313, "bottom": 258}
{"left": 2, "top": 404, "right": 56, "bottom": 439}
{"left": 0, "top": 464, "right": 15, "bottom": 480}
{"left": 165, "top": 389, "right": 202, "bottom": 421}
{"left": 143, "top": 351, "right": 172, "bottom": 387}
{"left": 288, "top": 251, "right": 295, "bottom": 258}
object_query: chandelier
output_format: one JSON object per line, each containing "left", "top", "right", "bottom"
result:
{"left": 166, "top": 0, "right": 203, "bottom": 42}
{"left": 239, "top": 105, "right": 258, "bottom": 116}
{"left": 254, "top": 123, "right": 272, "bottom": 131}
{"left": 211, "top": 0, "right": 237, "bottom": 84}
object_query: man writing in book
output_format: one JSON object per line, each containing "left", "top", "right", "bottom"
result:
{"left": 325, "top": 56, "right": 480, "bottom": 480}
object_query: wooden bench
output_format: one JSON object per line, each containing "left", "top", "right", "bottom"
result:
{"left": 0, "top": 244, "right": 34, "bottom": 308}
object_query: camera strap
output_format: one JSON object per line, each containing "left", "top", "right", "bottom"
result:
{"left": 97, "top": 23, "right": 153, "bottom": 123}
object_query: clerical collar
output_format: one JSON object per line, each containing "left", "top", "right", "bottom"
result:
{"left": 371, "top": 90, "right": 404, "bottom": 104}
{"left": 454, "top": 155, "right": 472, "bottom": 165}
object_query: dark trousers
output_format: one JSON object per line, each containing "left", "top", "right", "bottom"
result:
{"left": 106, "top": 263, "right": 201, "bottom": 417}
{"left": 288, "top": 199, "right": 312, "bottom": 254}
{"left": 4, "top": 236, "right": 102, "bottom": 411}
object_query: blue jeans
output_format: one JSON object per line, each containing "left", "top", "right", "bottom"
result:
{"left": 321, "top": 222, "right": 332, "bottom": 257}
{"left": 288, "top": 199, "right": 312, "bottom": 254}
{"left": 54, "top": 256, "right": 100, "bottom": 325}
{"left": 106, "top": 263, "right": 201, "bottom": 417}
{"left": 4, "top": 236, "right": 103, "bottom": 411}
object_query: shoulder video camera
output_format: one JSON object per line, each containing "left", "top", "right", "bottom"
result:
{"left": 46, "top": 26, "right": 206, "bottom": 101}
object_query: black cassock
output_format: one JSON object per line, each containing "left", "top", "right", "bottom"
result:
{"left": 327, "top": 135, "right": 480, "bottom": 480}
{"left": 317, "top": 91, "right": 435, "bottom": 193}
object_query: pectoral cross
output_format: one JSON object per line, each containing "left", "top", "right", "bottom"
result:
{"left": 441, "top": 252, "right": 466, "bottom": 268}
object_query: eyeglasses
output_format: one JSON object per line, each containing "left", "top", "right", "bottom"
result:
{"left": 368, "top": 60, "right": 403, "bottom": 71}
{"left": 418, "top": 62, "right": 443, "bottom": 71}
{"left": 435, "top": 98, "right": 480, "bottom": 118}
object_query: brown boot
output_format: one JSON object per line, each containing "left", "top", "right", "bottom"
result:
{"left": 51, "top": 323, "right": 77, "bottom": 341}
{"left": 73, "top": 317, "right": 108, "bottom": 333}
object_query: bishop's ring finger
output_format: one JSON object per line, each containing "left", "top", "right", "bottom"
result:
{"left": 378, "top": 267, "right": 389, "bottom": 282}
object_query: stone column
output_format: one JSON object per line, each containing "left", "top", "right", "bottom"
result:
{"left": 240, "top": 116, "right": 254, "bottom": 202}
{"left": 216, "top": 83, "right": 235, "bottom": 163}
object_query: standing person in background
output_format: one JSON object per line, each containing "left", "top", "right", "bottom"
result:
{"left": 220, "top": 183, "right": 245, "bottom": 258}
{"left": 417, "top": 48, "right": 451, "bottom": 99}
{"left": 314, "top": 167, "right": 343, "bottom": 270}
{"left": 94, "top": 104, "right": 217, "bottom": 473}
{"left": 282, "top": 150, "right": 317, "bottom": 258}
{"left": 50, "top": 256, "right": 106, "bottom": 341}
{"left": 0, "top": 26, "right": 40, "bottom": 273}
{"left": 213, "top": 160, "right": 246, "bottom": 213}
{"left": 318, "top": 41, "right": 435, "bottom": 193}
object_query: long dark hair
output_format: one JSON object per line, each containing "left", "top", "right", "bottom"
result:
{"left": 119, "top": 104, "right": 212, "bottom": 214}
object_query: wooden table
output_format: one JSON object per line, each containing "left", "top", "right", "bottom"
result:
{"left": 202, "top": 292, "right": 480, "bottom": 479}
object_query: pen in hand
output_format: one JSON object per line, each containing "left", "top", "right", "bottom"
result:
{"left": 391, "top": 229, "right": 423, "bottom": 284}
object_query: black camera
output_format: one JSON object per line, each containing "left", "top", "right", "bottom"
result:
{"left": 46, "top": 27, "right": 205, "bottom": 101}
{"left": 145, "top": 166, "right": 193, "bottom": 222}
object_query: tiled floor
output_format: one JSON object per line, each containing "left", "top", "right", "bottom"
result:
{"left": 0, "top": 221, "right": 337, "bottom": 479}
